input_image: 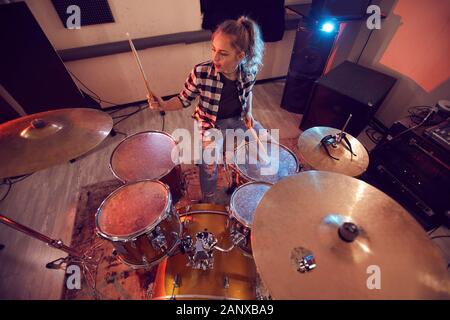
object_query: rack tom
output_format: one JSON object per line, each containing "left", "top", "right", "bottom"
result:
{"left": 229, "top": 182, "right": 271, "bottom": 255}
{"left": 110, "top": 131, "right": 183, "bottom": 202}
{"left": 233, "top": 141, "right": 301, "bottom": 185}
{"left": 96, "top": 180, "right": 181, "bottom": 268}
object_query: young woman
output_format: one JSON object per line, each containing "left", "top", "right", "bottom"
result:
{"left": 148, "top": 16, "right": 266, "bottom": 203}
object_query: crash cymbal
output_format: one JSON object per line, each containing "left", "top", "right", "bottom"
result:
{"left": 0, "top": 108, "right": 113, "bottom": 178}
{"left": 298, "top": 127, "right": 369, "bottom": 177}
{"left": 252, "top": 171, "right": 450, "bottom": 299}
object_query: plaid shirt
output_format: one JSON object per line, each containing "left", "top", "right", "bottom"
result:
{"left": 177, "top": 60, "right": 257, "bottom": 136}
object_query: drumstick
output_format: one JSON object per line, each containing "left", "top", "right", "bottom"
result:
{"left": 126, "top": 32, "right": 165, "bottom": 115}
{"left": 249, "top": 126, "right": 270, "bottom": 165}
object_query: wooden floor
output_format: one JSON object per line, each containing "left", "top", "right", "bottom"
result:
{"left": 0, "top": 81, "right": 449, "bottom": 299}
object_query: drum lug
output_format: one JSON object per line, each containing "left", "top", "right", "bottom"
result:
{"left": 230, "top": 225, "right": 248, "bottom": 248}
{"left": 130, "top": 239, "right": 138, "bottom": 249}
{"left": 149, "top": 226, "right": 168, "bottom": 252}
{"left": 170, "top": 274, "right": 181, "bottom": 300}
{"left": 223, "top": 276, "right": 230, "bottom": 289}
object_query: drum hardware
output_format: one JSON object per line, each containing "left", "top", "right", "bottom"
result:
{"left": 0, "top": 213, "right": 100, "bottom": 293}
{"left": 291, "top": 247, "right": 317, "bottom": 273}
{"left": 338, "top": 222, "right": 360, "bottom": 242}
{"left": 320, "top": 114, "right": 356, "bottom": 161}
{"left": 149, "top": 226, "right": 168, "bottom": 252}
{"left": 229, "top": 225, "right": 249, "bottom": 249}
{"left": 152, "top": 204, "right": 257, "bottom": 300}
{"left": 298, "top": 126, "right": 369, "bottom": 177}
{"left": 223, "top": 276, "right": 230, "bottom": 289}
{"left": 180, "top": 230, "right": 218, "bottom": 270}
{"left": 170, "top": 274, "right": 182, "bottom": 300}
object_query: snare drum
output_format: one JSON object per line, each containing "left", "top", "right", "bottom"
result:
{"left": 151, "top": 204, "right": 257, "bottom": 300}
{"left": 233, "top": 141, "right": 301, "bottom": 185}
{"left": 110, "top": 131, "right": 183, "bottom": 202}
{"left": 229, "top": 182, "right": 271, "bottom": 255}
{"left": 96, "top": 180, "right": 182, "bottom": 268}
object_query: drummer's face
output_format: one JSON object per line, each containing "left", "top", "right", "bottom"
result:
{"left": 211, "top": 32, "right": 244, "bottom": 74}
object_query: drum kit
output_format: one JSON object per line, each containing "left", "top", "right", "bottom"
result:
{"left": 0, "top": 107, "right": 449, "bottom": 300}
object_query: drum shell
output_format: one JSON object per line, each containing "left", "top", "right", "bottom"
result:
{"left": 232, "top": 142, "right": 302, "bottom": 186}
{"left": 96, "top": 180, "right": 182, "bottom": 268}
{"left": 109, "top": 131, "right": 184, "bottom": 202}
{"left": 228, "top": 217, "right": 252, "bottom": 255}
{"left": 109, "top": 208, "right": 181, "bottom": 268}
{"left": 151, "top": 204, "right": 257, "bottom": 300}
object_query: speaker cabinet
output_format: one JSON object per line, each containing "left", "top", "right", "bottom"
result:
{"left": 281, "top": 22, "right": 338, "bottom": 113}
{"left": 0, "top": 2, "right": 87, "bottom": 114}
{"left": 300, "top": 61, "right": 396, "bottom": 136}
{"left": 310, "top": 0, "right": 372, "bottom": 20}
{"left": 0, "top": 95, "right": 20, "bottom": 124}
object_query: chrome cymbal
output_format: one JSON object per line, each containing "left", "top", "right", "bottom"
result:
{"left": 298, "top": 127, "right": 369, "bottom": 177}
{"left": 252, "top": 171, "right": 450, "bottom": 299}
{"left": 0, "top": 108, "right": 113, "bottom": 178}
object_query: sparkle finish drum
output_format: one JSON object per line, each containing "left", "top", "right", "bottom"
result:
{"left": 229, "top": 182, "right": 272, "bottom": 255}
{"left": 233, "top": 141, "right": 301, "bottom": 185}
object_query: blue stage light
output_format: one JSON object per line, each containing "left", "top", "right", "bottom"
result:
{"left": 320, "top": 21, "right": 336, "bottom": 33}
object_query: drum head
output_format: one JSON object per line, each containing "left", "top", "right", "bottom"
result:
{"left": 110, "top": 131, "right": 179, "bottom": 182}
{"left": 230, "top": 182, "right": 271, "bottom": 227}
{"left": 234, "top": 141, "right": 299, "bottom": 184}
{"left": 96, "top": 180, "right": 170, "bottom": 239}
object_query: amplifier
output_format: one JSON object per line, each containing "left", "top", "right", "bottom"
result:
{"left": 364, "top": 118, "right": 450, "bottom": 230}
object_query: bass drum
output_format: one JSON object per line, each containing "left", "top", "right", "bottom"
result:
{"left": 151, "top": 204, "right": 257, "bottom": 300}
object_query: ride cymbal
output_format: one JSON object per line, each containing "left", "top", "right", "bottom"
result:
{"left": 251, "top": 171, "right": 450, "bottom": 299}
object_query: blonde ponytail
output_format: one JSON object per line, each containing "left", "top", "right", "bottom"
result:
{"left": 213, "top": 16, "right": 265, "bottom": 75}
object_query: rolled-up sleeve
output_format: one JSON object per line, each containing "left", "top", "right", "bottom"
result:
{"left": 178, "top": 67, "right": 200, "bottom": 108}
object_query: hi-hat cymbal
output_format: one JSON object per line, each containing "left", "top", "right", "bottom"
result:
{"left": 252, "top": 171, "right": 450, "bottom": 299}
{"left": 0, "top": 108, "right": 113, "bottom": 179}
{"left": 298, "top": 127, "right": 369, "bottom": 177}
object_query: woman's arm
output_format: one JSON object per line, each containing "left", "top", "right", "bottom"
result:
{"left": 244, "top": 91, "right": 255, "bottom": 128}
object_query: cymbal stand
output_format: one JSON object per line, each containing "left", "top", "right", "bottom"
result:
{"left": 320, "top": 114, "right": 356, "bottom": 160}
{"left": 0, "top": 213, "right": 100, "bottom": 297}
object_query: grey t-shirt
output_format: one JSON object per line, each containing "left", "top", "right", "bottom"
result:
{"left": 217, "top": 74, "right": 243, "bottom": 120}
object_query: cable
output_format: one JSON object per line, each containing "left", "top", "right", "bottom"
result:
{"left": 112, "top": 105, "right": 147, "bottom": 128}
{"left": 67, "top": 69, "right": 122, "bottom": 107}
{"left": 356, "top": 28, "right": 375, "bottom": 64}
{"left": 384, "top": 107, "right": 437, "bottom": 145}
{"left": 0, "top": 174, "right": 34, "bottom": 202}
{"left": 430, "top": 235, "right": 450, "bottom": 240}
{"left": 0, "top": 180, "right": 12, "bottom": 202}
{"left": 365, "top": 127, "right": 383, "bottom": 144}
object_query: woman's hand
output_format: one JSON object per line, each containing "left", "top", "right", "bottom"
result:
{"left": 147, "top": 94, "right": 166, "bottom": 111}
{"left": 245, "top": 112, "right": 255, "bottom": 129}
